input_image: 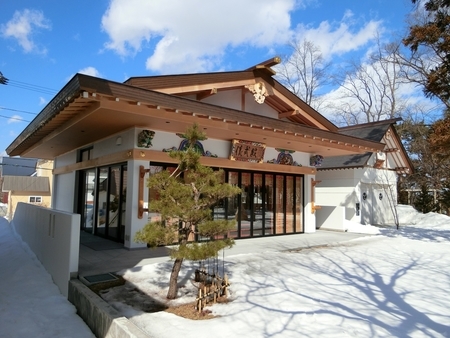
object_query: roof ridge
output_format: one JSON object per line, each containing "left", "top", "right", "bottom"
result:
{"left": 339, "top": 118, "right": 402, "bottom": 131}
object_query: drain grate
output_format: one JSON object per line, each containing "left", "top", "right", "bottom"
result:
{"left": 81, "top": 273, "right": 118, "bottom": 285}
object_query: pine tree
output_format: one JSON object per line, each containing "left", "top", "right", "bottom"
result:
{"left": 135, "top": 124, "right": 241, "bottom": 299}
{"left": 438, "top": 180, "right": 450, "bottom": 214}
{"left": 414, "top": 183, "right": 437, "bottom": 213}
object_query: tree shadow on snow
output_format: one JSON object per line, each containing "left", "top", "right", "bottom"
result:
{"left": 220, "top": 245, "right": 449, "bottom": 337}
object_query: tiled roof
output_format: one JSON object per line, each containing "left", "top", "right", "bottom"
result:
{"left": 318, "top": 119, "right": 398, "bottom": 170}
{"left": 2, "top": 176, "right": 49, "bottom": 192}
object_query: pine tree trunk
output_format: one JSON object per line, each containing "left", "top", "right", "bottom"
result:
{"left": 166, "top": 257, "right": 183, "bottom": 299}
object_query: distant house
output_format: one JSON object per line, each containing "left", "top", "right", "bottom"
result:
{"left": 315, "top": 119, "right": 413, "bottom": 229}
{"left": 1, "top": 157, "right": 53, "bottom": 219}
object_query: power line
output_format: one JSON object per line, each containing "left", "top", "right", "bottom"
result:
{"left": 0, "top": 106, "right": 37, "bottom": 116}
{"left": 6, "top": 79, "right": 58, "bottom": 95}
{"left": 0, "top": 72, "right": 58, "bottom": 95}
{"left": 0, "top": 114, "right": 30, "bottom": 123}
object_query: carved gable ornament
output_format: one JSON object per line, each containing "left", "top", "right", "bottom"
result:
{"left": 246, "top": 82, "right": 268, "bottom": 104}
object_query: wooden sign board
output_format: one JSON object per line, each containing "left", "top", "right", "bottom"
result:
{"left": 230, "top": 139, "right": 266, "bottom": 163}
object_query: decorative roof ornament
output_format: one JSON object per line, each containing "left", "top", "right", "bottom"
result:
{"left": 246, "top": 82, "right": 268, "bottom": 104}
{"left": 310, "top": 155, "right": 324, "bottom": 167}
{"left": 137, "top": 130, "right": 155, "bottom": 148}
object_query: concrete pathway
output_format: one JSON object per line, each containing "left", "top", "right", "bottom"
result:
{"left": 78, "top": 230, "right": 370, "bottom": 278}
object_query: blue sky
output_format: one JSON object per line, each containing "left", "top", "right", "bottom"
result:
{"left": 0, "top": 0, "right": 417, "bottom": 156}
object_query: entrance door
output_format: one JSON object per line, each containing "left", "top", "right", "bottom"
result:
{"left": 79, "top": 164, "right": 127, "bottom": 243}
{"left": 80, "top": 169, "right": 96, "bottom": 233}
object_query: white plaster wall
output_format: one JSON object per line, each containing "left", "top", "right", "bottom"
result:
{"left": 243, "top": 91, "right": 279, "bottom": 118}
{"left": 203, "top": 90, "right": 241, "bottom": 110}
{"left": 304, "top": 174, "right": 316, "bottom": 233}
{"left": 125, "top": 159, "right": 149, "bottom": 249}
{"left": 317, "top": 167, "right": 398, "bottom": 225}
{"left": 316, "top": 206, "right": 346, "bottom": 231}
{"left": 361, "top": 167, "right": 397, "bottom": 185}
{"left": 264, "top": 148, "right": 310, "bottom": 167}
{"left": 315, "top": 169, "right": 365, "bottom": 223}
{"left": 204, "top": 89, "right": 279, "bottom": 119}
{"left": 53, "top": 172, "right": 76, "bottom": 212}
{"left": 136, "top": 128, "right": 314, "bottom": 165}
{"left": 54, "top": 151, "right": 77, "bottom": 169}
{"left": 94, "top": 128, "right": 135, "bottom": 158}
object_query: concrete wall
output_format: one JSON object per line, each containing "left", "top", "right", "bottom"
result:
{"left": 12, "top": 202, "right": 80, "bottom": 297}
{"left": 69, "top": 280, "right": 150, "bottom": 338}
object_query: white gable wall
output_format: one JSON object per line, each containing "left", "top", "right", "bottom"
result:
{"left": 202, "top": 89, "right": 279, "bottom": 119}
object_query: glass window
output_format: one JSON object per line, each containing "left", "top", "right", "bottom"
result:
{"left": 286, "top": 176, "right": 294, "bottom": 234}
{"left": 227, "top": 172, "right": 239, "bottom": 238}
{"left": 29, "top": 196, "right": 42, "bottom": 203}
{"left": 252, "top": 173, "right": 263, "bottom": 237}
{"left": 264, "top": 174, "right": 274, "bottom": 235}
{"left": 296, "top": 177, "right": 303, "bottom": 233}
{"left": 275, "top": 175, "right": 285, "bottom": 234}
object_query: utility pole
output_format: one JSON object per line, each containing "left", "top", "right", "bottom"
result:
{"left": 0, "top": 72, "right": 8, "bottom": 85}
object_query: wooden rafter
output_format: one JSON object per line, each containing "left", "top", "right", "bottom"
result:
{"left": 196, "top": 88, "right": 217, "bottom": 101}
{"left": 278, "top": 110, "right": 298, "bottom": 119}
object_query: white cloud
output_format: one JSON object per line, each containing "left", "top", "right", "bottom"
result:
{"left": 0, "top": 9, "right": 51, "bottom": 54}
{"left": 294, "top": 11, "right": 383, "bottom": 60}
{"left": 66, "top": 67, "right": 102, "bottom": 83}
{"left": 39, "top": 97, "right": 47, "bottom": 106}
{"left": 78, "top": 67, "right": 102, "bottom": 78}
{"left": 7, "top": 115, "right": 23, "bottom": 124}
{"left": 101, "top": 0, "right": 297, "bottom": 73}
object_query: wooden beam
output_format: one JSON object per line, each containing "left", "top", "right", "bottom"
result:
{"left": 311, "top": 178, "right": 322, "bottom": 214}
{"left": 196, "top": 88, "right": 217, "bottom": 101}
{"left": 278, "top": 110, "right": 297, "bottom": 119}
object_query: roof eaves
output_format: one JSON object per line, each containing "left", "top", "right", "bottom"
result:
{"left": 6, "top": 74, "right": 83, "bottom": 155}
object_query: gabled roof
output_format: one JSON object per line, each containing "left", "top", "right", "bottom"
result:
{"left": 6, "top": 58, "right": 385, "bottom": 160}
{"left": 125, "top": 57, "right": 338, "bottom": 131}
{"left": 1, "top": 157, "right": 37, "bottom": 176}
{"left": 318, "top": 118, "right": 414, "bottom": 174}
{"left": 2, "top": 176, "right": 49, "bottom": 192}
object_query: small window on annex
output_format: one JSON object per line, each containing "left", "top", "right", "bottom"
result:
{"left": 29, "top": 196, "right": 42, "bottom": 203}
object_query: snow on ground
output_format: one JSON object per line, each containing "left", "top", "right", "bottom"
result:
{"left": 1, "top": 205, "right": 449, "bottom": 337}
{"left": 101, "top": 205, "right": 450, "bottom": 338}
{"left": 0, "top": 217, "right": 95, "bottom": 338}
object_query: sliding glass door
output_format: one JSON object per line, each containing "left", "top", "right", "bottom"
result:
{"left": 79, "top": 163, "right": 127, "bottom": 243}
